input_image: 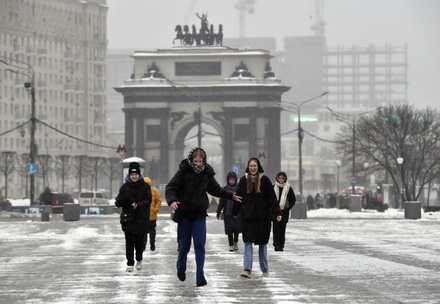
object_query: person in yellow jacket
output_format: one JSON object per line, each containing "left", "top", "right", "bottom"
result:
{"left": 143, "top": 177, "right": 162, "bottom": 251}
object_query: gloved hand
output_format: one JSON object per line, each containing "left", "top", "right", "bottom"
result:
{"left": 216, "top": 213, "right": 220, "bottom": 220}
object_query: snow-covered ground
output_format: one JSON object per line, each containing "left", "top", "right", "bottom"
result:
{"left": 1, "top": 199, "right": 440, "bottom": 303}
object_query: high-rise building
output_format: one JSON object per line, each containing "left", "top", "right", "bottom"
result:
{"left": 0, "top": 0, "right": 108, "bottom": 198}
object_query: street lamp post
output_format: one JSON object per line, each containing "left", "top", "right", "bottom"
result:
{"left": 397, "top": 157, "right": 404, "bottom": 210}
{"left": 327, "top": 107, "right": 382, "bottom": 194}
{"left": 166, "top": 79, "right": 202, "bottom": 147}
{"left": 335, "top": 160, "right": 341, "bottom": 194}
{"left": 1, "top": 58, "right": 36, "bottom": 204}
{"left": 283, "top": 92, "right": 328, "bottom": 196}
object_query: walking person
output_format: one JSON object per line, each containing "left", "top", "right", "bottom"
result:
{"left": 233, "top": 157, "right": 282, "bottom": 278}
{"left": 143, "top": 176, "right": 162, "bottom": 251}
{"left": 166, "top": 147, "right": 242, "bottom": 287}
{"left": 115, "top": 162, "right": 152, "bottom": 272}
{"left": 272, "top": 172, "right": 296, "bottom": 252}
{"left": 216, "top": 171, "right": 242, "bottom": 252}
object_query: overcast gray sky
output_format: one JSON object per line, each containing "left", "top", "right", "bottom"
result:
{"left": 106, "top": 0, "right": 440, "bottom": 109}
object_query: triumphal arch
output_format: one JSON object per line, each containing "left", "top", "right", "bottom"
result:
{"left": 115, "top": 38, "right": 289, "bottom": 184}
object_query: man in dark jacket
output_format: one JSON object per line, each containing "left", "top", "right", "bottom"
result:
{"left": 115, "top": 162, "right": 152, "bottom": 273}
{"left": 166, "top": 147, "right": 241, "bottom": 287}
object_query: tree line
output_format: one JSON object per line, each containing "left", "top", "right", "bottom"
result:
{"left": 334, "top": 103, "right": 440, "bottom": 203}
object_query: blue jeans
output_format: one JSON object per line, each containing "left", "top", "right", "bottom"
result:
{"left": 177, "top": 217, "right": 206, "bottom": 280}
{"left": 243, "top": 242, "right": 268, "bottom": 272}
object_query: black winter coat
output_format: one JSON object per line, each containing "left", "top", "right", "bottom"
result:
{"left": 274, "top": 184, "right": 296, "bottom": 223}
{"left": 233, "top": 174, "right": 281, "bottom": 245}
{"left": 115, "top": 177, "right": 151, "bottom": 235}
{"left": 166, "top": 159, "right": 234, "bottom": 221}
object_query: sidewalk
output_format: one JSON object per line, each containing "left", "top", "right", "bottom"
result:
{"left": 0, "top": 211, "right": 440, "bottom": 303}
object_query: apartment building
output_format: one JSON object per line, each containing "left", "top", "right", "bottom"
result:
{"left": 0, "top": 0, "right": 109, "bottom": 198}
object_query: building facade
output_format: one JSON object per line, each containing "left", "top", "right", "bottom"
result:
{"left": 115, "top": 46, "right": 289, "bottom": 184}
{"left": 0, "top": 0, "right": 109, "bottom": 199}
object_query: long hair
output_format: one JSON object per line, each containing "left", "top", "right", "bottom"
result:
{"left": 245, "top": 158, "right": 264, "bottom": 194}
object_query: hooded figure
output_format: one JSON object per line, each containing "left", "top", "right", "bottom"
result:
{"left": 217, "top": 171, "right": 242, "bottom": 251}
{"left": 233, "top": 157, "right": 282, "bottom": 279}
{"left": 143, "top": 176, "right": 162, "bottom": 251}
{"left": 115, "top": 161, "right": 152, "bottom": 272}
{"left": 272, "top": 171, "right": 296, "bottom": 251}
{"left": 165, "top": 147, "right": 241, "bottom": 287}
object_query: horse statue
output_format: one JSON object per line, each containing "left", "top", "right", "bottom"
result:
{"left": 183, "top": 25, "right": 193, "bottom": 46}
{"left": 192, "top": 24, "right": 201, "bottom": 46}
{"left": 173, "top": 25, "right": 184, "bottom": 45}
{"left": 215, "top": 24, "right": 223, "bottom": 46}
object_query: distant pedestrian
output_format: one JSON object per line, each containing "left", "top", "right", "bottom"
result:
{"left": 233, "top": 157, "right": 282, "bottom": 279}
{"left": 217, "top": 171, "right": 242, "bottom": 252}
{"left": 143, "top": 177, "right": 162, "bottom": 251}
{"left": 115, "top": 162, "right": 152, "bottom": 272}
{"left": 306, "top": 194, "right": 315, "bottom": 210}
{"left": 272, "top": 172, "right": 296, "bottom": 252}
{"left": 328, "top": 193, "right": 337, "bottom": 208}
{"left": 394, "top": 191, "right": 400, "bottom": 209}
{"left": 165, "top": 147, "right": 242, "bottom": 287}
{"left": 39, "top": 187, "right": 53, "bottom": 205}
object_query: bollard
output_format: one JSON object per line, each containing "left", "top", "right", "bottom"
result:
{"left": 63, "top": 203, "right": 80, "bottom": 221}
{"left": 404, "top": 201, "right": 421, "bottom": 219}
{"left": 41, "top": 211, "right": 50, "bottom": 222}
{"left": 291, "top": 202, "right": 307, "bottom": 219}
{"left": 349, "top": 195, "right": 362, "bottom": 212}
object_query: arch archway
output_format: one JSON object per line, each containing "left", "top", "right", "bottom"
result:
{"left": 115, "top": 47, "right": 290, "bottom": 185}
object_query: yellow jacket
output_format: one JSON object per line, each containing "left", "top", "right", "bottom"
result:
{"left": 144, "top": 177, "right": 162, "bottom": 221}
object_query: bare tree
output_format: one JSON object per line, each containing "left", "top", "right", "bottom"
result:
{"left": 36, "top": 154, "right": 52, "bottom": 191}
{"left": 334, "top": 104, "right": 440, "bottom": 201}
{"left": 90, "top": 156, "right": 105, "bottom": 191}
{"left": 102, "top": 157, "right": 123, "bottom": 198}
{"left": 71, "top": 155, "right": 90, "bottom": 192}
{"left": 0, "top": 151, "right": 17, "bottom": 198}
{"left": 55, "top": 155, "right": 71, "bottom": 192}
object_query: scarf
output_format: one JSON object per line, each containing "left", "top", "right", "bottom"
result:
{"left": 188, "top": 159, "right": 205, "bottom": 174}
{"left": 274, "top": 181, "right": 290, "bottom": 209}
{"left": 245, "top": 173, "right": 263, "bottom": 193}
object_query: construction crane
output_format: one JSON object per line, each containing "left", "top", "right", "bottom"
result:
{"left": 310, "top": 0, "right": 326, "bottom": 36}
{"left": 235, "top": 0, "right": 256, "bottom": 38}
{"left": 182, "top": 0, "right": 197, "bottom": 25}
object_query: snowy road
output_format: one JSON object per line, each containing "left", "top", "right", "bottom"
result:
{"left": 0, "top": 209, "right": 439, "bottom": 303}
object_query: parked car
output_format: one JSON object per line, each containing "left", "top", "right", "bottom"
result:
{"left": 78, "top": 191, "right": 109, "bottom": 205}
{"left": 52, "top": 193, "right": 75, "bottom": 205}
{"left": 0, "top": 198, "right": 12, "bottom": 211}
{"left": 32, "top": 193, "right": 74, "bottom": 205}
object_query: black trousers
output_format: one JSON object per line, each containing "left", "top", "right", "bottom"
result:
{"left": 272, "top": 220, "right": 288, "bottom": 248}
{"left": 143, "top": 220, "right": 157, "bottom": 249}
{"left": 124, "top": 232, "right": 144, "bottom": 266}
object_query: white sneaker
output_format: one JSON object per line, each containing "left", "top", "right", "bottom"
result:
{"left": 229, "top": 246, "right": 234, "bottom": 252}
{"left": 233, "top": 242, "right": 238, "bottom": 251}
{"left": 135, "top": 260, "right": 142, "bottom": 270}
{"left": 126, "top": 266, "right": 134, "bottom": 272}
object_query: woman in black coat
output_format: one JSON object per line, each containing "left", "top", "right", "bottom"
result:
{"left": 272, "top": 171, "right": 296, "bottom": 251}
{"left": 166, "top": 147, "right": 241, "bottom": 287}
{"left": 233, "top": 157, "right": 282, "bottom": 279}
{"left": 115, "top": 162, "right": 152, "bottom": 273}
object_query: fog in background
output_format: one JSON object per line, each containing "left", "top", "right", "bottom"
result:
{"left": 107, "top": 0, "right": 440, "bottom": 109}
